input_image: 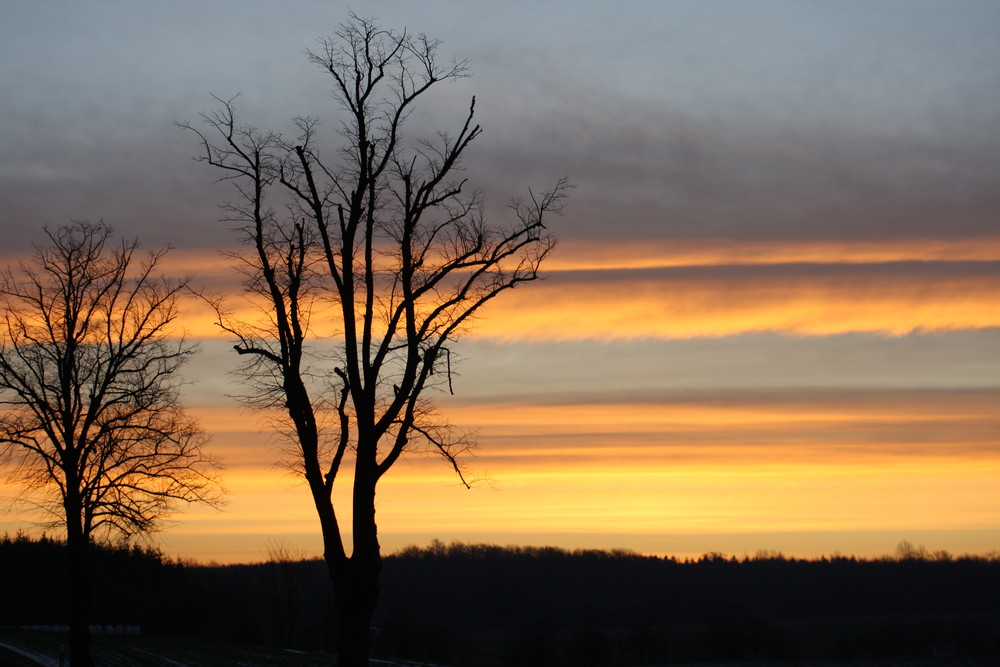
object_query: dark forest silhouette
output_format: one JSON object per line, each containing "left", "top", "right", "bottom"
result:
{"left": 2, "top": 533, "right": 998, "bottom": 666}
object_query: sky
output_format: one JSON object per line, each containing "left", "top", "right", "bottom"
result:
{"left": 1, "top": 0, "right": 999, "bottom": 563}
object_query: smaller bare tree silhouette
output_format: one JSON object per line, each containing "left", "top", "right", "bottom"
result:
{"left": 0, "top": 221, "right": 223, "bottom": 667}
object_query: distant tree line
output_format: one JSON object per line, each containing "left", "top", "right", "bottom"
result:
{"left": 3, "top": 533, "right": 999, "bottom": 665}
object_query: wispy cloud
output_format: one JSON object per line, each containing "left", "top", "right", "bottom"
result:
{"left": 547, "top": 238, "right": 1000, "bottom": 271}
{"left": 478, "top": 261, "right": 1000, "bottom": 341}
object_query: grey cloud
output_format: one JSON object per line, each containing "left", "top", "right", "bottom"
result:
{"left": 2, "top": 0, "right": 999, "bottom": 254}
{"left": 476, "top": 92, "right": 1000, "bottom": 243}
{"left": 445, "top": 330, "right": 1000, "bottom": 402}
{"left": 544, "top": 261, "right": 1000, "bottom": 286}
{"left": 458, "top": 1, "right": 1000, "bottom": 243}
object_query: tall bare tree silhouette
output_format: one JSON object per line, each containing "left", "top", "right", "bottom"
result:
{"left": 0, "top": 221, "right": 223, "bottom": 667}
{"left": 182, "top": 14, "right": 568, "bottom": 666}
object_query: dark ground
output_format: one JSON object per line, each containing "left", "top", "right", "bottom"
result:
{"left": 2, "top": 535, "right": 998, "bottom": 666}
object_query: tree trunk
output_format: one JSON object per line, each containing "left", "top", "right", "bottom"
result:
{"left": 328, "top": 551, "right": 381, "bottom": 666}
{"left": 329, "top": 469, "right": 381, "bottom": 667}
{"left": 65, "top": 507, "right": 93, "bottom": 667}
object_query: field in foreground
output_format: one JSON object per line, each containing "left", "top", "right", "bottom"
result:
{"left": 0, "top": 630, "right": 339, "bottom": 667}
{"left": 0, "top": 629, "right": 453, "bottom": 667}
{"left": 1, "top": 628, "right": 998, "bottom": 667}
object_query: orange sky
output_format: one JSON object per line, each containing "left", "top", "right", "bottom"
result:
{"left": 164, "top": 238, "right": 1000, "bottom": 341}
{"left": 2, "top": 237, "right": 999, "bottom": 562}
{"left": 135, "top": 386, "right": 1000, "bottom": 563}
{"left": 3, "top": 235, "right": 1000, "bottom": 563}
{"left": 3, "top": 1, "right": 1000, "bottom": 565}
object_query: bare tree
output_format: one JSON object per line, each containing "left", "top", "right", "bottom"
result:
{"left": 182, "top": 14, "right": 568, "bottom": 666}
{"left": 0, "top": 221, "right": 222, "bottom": 667}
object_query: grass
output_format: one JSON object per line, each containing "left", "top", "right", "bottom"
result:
{"left": 0, "top": 644, "right": 44, "bottom": 667}
{"left": 3, "top": 628, "right": 996, "bottom": 667}
{"left": 0, "top": 629, "right": 452, "bottom": 666}
{"left": 0, "top": 629, "right": 341, "bottom": 666}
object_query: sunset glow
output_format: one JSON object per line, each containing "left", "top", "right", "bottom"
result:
{"left": 480, "top": 269, "right": 1000, "bottom": 340}
{"left": 149, "top": 244, "right": 1000, "bottom": 342}
{"left": 136, "top": 382, "right": 998, "bottom": 563}
{"left": 2, "top": 1, "right": 999, "bottom": 566}
{"left": 546, "top": 237, "right": 1000, "bottom": 271}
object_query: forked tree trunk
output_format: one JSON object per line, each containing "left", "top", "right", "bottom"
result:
{"left": 328, "top": 546, "right": 381, "bottom": 666}
{"left": 65, "top": 504, "right": 93, "bottom": 667}
{"left": 333, "top": 565, "right": 378, "bottom": 666}
{"left": 328, "top": 471, "right": 382, "bottom": 667}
